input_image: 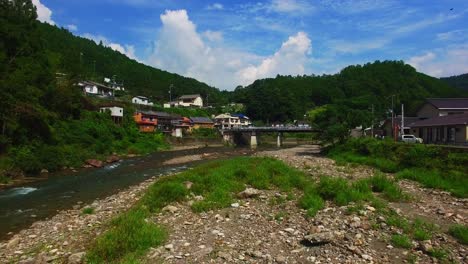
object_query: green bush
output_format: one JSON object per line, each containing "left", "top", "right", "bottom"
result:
{"left": 9, "top": 146, "right": 42, "bottom": 174}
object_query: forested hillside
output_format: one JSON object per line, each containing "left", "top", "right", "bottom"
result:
{"left": 37, "top": 23, "right": 227, "bottom": 104}
{"left": 441, "top": 73, "right": 468, "bottom": 91}
{"left": 232, "top": 61, "right": 465, "bottom": 123}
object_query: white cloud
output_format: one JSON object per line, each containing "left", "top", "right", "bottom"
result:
{"left": 436, "top": 29, "right": 468, "bottom": 42}
{"left": 328, "top": 38, "right": 390, "bottom": 54}
{"left": 268, "top": 0, "right": 313, "bottom": 13}
{"left": 82, "top": 33, "right": 138, "bottom": 61}
{"left": 206, "top": 3, "right": 224, "bottom": 10}
{"left": 67, "top": 24, "right": 78, "bottom": 31}
{"left": 203, "top": 30, "right": 223, "bottom": 42}
{"left": 236, "top": 32, "right": 311, "bottom": 85}
{"left": 32, "top": 0, "right": 54, "bottom": 25}
{"left": 147, "top": 10, "right": 312, "bottom": 90}
{"left": 407, "top": 45, "right": 468, "bottom": 77}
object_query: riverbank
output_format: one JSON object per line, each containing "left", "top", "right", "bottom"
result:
{"left": 0, "top": 140, "right": 224, "bottom": 191}
{"left": 1, "top": 145, "right": 466, "bottom": 263}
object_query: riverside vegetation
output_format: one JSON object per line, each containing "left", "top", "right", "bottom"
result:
{"left": 328, "top": 138, "right": 468, "bottom": 197}
{"left": 86, "top": 156, "right": 414, "bottom": 263}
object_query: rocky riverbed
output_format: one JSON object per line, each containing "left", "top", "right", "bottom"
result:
{"left": 0, "top": 145, "right": 467, "bottom": 263}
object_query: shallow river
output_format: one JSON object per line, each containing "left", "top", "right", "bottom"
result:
{"left": 0, "top": 146, "right": 252, "bottom": 240}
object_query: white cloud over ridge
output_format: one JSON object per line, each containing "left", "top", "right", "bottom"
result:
{"left": 32, "top": 0, "right": 54, "bottom": 25}
{"left": 148, "top": 9, "right": 312, "bottom": 89}
{"left": 407, "top": 45, "right": 468, "bottom": 77}
{"left": 82, "top": 33, "right": 138, "bottom": 61}
{"left": 67, "top": 24, "right": 78, "bottom": 31}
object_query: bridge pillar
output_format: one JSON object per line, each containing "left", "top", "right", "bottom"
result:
{"left": 223, "top": 132, "right": 234, "bottom": 146}
{"left": 250, "top": 131, "right": 257, "bottom": 149}
{"left": 277, "top": 132, "right": 283, "bottom": 147}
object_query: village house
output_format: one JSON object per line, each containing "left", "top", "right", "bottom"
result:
{"left": 133, "top": 111, "right": 158, "bottom": 132}
{"left": 164, "top": 94, "right": 203, "bottom": 108}
{"left": 132, "top": 96, "right": 154, "bottom": 106}
{"left": 417, "top": 98, "right": 468, "bottom": 118}
{"left": 214, "top": 114, "right": 251, "bottom": 129}
{"left": 190, "top": 117, "right": 215, "bottom": 130}
{"left": 99, "top": 105, "right": 124, "bottom": 124}
{"left": 407, "top": 113, "right": 468, "bottom": 145}
{"left": 78, "top": 80, "right": 115, "bottom": 97}
{"left": 171, "top": 117, "right": 192, "bottom": 137}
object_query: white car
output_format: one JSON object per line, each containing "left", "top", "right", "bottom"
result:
{"left": 400, "top": 134, "right": 423, "bottom": 144}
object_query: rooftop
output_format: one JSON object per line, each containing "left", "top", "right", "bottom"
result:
{"left": 190, "top": 117, "right": 214, "bottom": 123}
{"left": 426, "top": 98, "right": 468, "bottom": 109}
{"left": 407, "top": 113, "right": 468, "bottom": 127}
{"left": 179, "top": 94, "right": 201, "bottom": 100}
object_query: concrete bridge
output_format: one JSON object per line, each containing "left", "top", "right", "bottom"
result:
{"left": 221, "top": 127, "right": 317, "bottom": 148}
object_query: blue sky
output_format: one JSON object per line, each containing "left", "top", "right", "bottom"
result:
{"left": 34, "top": 0, "right": 468, "bottom": 90}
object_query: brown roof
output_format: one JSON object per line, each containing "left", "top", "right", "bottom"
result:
{"left": 407, "top": 113, "right": 468, "bottom": 127}
{"left": 426, "top": 98, "right": 468, "bottom": 109}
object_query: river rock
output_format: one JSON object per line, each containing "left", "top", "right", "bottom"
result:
{"left": 162, "top": 205, "right": 178, "bottom": 214}
{"left": 237, "top": 188, "right": 260, "bottom": 199}
{"left": 184, "top": 181, "right": 193, "bottom": 189}
{"left": 85, "top": 159, "right": 103, "bottom": 168}
{"left": 68, "top": 252, "right": 86, "bottom": 264}
{"left": 6, "top": 237, "right": 20, "bottom": 249}
{"left": 304, "top": 231, "right": 335, "bottom": 244}
{"left": 106, "top": 155, "right": 120, "bottom": 163}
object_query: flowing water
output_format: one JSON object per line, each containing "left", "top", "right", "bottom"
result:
{"left": 0, "top": 146, "right": 252, "bottom": 240}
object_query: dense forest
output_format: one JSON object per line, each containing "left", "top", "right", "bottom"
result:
{"left": 441, "top": 73, "right": 468, "bottom": 91}
{"left": 232, "top": 61, "right": 465, "bottom": 123}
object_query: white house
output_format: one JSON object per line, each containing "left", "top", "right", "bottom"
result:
{"left": 99, "top": 106, "right": 124, "bottom": 124}
{"left": 78, "top": 80, "right": 115, "bottom": 97}
{"left": 164, "top": 94, "right": 203, "bottom": 108}
{"left": 132, "top": 96, "right": 154, "bottom": 106}
{"left": 214, "top": 113, "right": 251, "bottom": 129}
{"left": 99, "top": 106, "right": 123, "bottom": 117}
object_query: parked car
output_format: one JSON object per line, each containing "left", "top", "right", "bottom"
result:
{"left": 400, "top": 134, "right": 423, "bottom": 144}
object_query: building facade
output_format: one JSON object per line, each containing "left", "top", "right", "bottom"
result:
{"left": 132, "top": 96, "right": 154, "bottom": 106}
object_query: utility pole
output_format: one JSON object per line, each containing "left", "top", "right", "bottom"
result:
{"left": 401, "top": 104, "right": 405, "bottom": 136}
{"left": 169, "top": 84, "right": 173, "bottom": 102}
{"left": 371, "top": 104, "right": 374, "bottom": 137}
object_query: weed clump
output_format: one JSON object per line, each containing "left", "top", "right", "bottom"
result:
{"left": 448, "top": 224, "right": 468, "bottom": 245}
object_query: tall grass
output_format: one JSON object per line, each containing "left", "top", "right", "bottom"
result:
{"left": 328, "top": 138, "right": 467, "bottom": 197}
{"left": 396, "top": 169, "right": 468, "bottom": 198}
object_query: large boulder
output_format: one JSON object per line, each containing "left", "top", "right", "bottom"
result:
{"left": 105, "top": 155, "right": 120, "bottom": 163}
{"left": 85, "top": 159, "right": 103, "bottom": 168}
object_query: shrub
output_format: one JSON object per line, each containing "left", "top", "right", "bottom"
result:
{"left": 316, "top": 176, "right": 348, "bottom": 200}
{"left": 9, "top": 146, "right": 42, "bottom": 174}
{"left": 141, "top": 180, "right": 188, "bottom": 212}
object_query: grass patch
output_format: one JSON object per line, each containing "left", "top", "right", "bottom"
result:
{"left": 368, "top": 173, "right": 408, "bottom": 201}
{"left": 88, "top": 157, "right": 313, "bottom": 262}
{"left": 82, "top": 207, "right": 95, "bottom": 215}
{"left": 391, "top": 234, "right": 412, "bottom": 249}
{"left": 86, "top": 208, "right": 166, "bottom": 263}
{"left": 396, "top": 168, "right": 468, "bottom": 198}
{"left": 299, "top": 191, "right": 324, "bottom": 217}
{"left": 428, "top": 248, "right": 448, "bottom": 260}
{"left": 448, "top": 224, "right": 468, "bottom": 245}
